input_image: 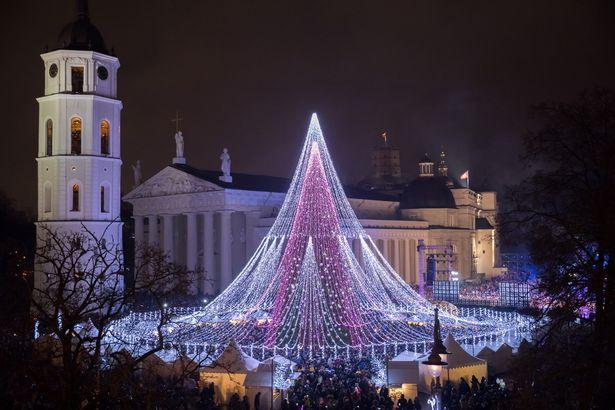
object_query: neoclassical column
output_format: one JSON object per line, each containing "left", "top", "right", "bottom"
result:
{"left": 185, "top": 213, "right": 198, "bottom": 295}
{"left": 133, "top": 216, "right": 145, "bottom": 274}
{"left": 244, "top": 210, "right": 260, "bottom": 259}
{"left": 417, "top": 239, "right": 425, "bottom": 295}
{"left": 392, "top": 239, "right": 400, "bottom": 275}
{"left": 403, "top": 239, "right": 412, "bottom": 284}
{"left": 416, "top": 239, "right": 423, "bottom": 285}
{"left": 202, "top": 212, "right": 215, "bottom": 295}
{"left": 381, "top": 239, "right": 390, "bottom": 264}
{"left": 161, "top": 214, "right": 174, "bottom": 262}
{"left": 147, "top": 215, "right": 158, "bottom": 247}
{"left": 133, "top": 215, "right": 145, "bottom": 252}
{"left": 219, "top": 211, "right": 233, "bottom": 291}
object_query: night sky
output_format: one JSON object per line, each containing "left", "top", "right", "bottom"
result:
{"left": 1, "top": 0, "right": 614, "bottom": 213}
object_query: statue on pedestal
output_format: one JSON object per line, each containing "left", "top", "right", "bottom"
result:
{"left": 175, "top": 131, "right": 184, "bottom": 159}
{"left": 171, "top": 112, "right": 186, "bottom": 164}
{"left": 131, "top": 160, "right": 142, "bottom": 187}
{"left": 219, "top": 148, "right": 232, "bottom": 183}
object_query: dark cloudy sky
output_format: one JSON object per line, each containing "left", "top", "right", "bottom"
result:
{"left": 1, "top": 0, "right": 614, "bottom": 213}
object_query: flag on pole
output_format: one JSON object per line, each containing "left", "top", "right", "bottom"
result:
{"left": 460, "top": 170, "right": 469, "bottom": 188}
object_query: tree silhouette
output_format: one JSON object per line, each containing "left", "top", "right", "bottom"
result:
{"left": 504, "top": 87, "right": 615, "bottom": 407}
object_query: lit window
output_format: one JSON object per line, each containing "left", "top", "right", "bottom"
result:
{"left": 46, "top": 119, "right": 53, "bottom": 156}
{"left": 72, "top": 184, "right": 80, "bottom": 211}
{"left": 71, "top": 118, "right": 81, "bottom": 155}
{"left": 100, "top": 120, "right": 110, "bottom": 155}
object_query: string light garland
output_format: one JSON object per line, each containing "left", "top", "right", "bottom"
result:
{"left": 109, "top": 114, "right": 529, "bottom": 359}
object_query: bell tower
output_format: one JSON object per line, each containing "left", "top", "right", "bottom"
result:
{"left": 35, "top": 0, "right": 123, "bottom": 290}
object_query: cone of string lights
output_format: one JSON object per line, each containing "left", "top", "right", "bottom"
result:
{"left": 109, "top": 114, "right": 526, "bottom": 359}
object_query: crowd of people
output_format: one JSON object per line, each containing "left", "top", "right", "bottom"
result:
{"left": 439, "top": 375, "right": 510, "bottom": 410}
{"left": 459, "top": 280, "right": 501, "bottom": 303}
{"left": 91, "top": 356, "right": 514, "bottom": 409}
{"left": 281, "top": 356, "right": 421, "bottom": 409}
{"left": 214, "top": 359, "right": 514, "bottom": 410}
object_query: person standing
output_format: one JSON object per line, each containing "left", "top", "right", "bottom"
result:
{"left": 397, "top": 394, "right": 408, "bottom": 409}
{"left": 254, "top": 392, "right": 261, "bottom": 410}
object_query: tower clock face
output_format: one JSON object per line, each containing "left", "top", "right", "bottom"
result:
{"left": 97, "top": 66, "right": 108, "bottom": 80}
{"left": 49, "top": 64, "right": 58, "bottom": 78}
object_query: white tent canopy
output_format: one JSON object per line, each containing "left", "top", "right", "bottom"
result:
{"left": 155, "top": 348, "right": 181, "bottom": 363}
{"left": 392, "top": 350, "right": 422, "bottom": 362}
{"left": 476, "top": 346, "right": 495, "bottom": 362}
{"left": 489, "top": 343, "right": 514, "bottom": 375}
{"left": 261, "top": 355, "right": 297, "bottom": 367}
{"left": 204, "top": 340, "right": 260, "bottom": 373}
{"left": 387, "top": 361, "right": 419, "bottom": 386}
{"left": 245, "top": 355, "right": 296, "bottom": 389}
{"left": 199, "top": 340, "right": 260, "bottom": 405}
{"left": 443, "top": 333, "right": 485, "bottom": 368}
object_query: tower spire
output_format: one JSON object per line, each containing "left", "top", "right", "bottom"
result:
{"left": 77, "top": 0, "right": 89, "bottom": 20}
{"left": 438, "top": 147, "right": 448, "bottom": 177}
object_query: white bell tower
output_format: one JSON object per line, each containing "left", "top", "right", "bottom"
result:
{"left": 35, "top": 0, "right": 123, "bottom": 290}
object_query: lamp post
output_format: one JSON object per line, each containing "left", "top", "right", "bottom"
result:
{"left": 430, "top": 307, "right": 451, "bottom": 384}
{"left": 422, "top": 307, "right": 449, "bottom": 410}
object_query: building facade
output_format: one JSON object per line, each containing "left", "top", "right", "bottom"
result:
{"left": 124, "top": 146, "right": 504, "bottom": 297}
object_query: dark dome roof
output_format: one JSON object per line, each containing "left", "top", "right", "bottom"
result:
{"left": 55, "top": 1, "right": 108, "bottom": 54}
{"left": 57, "top": 18, "right": 107, "bottom": 54}
{"left": 400, "top": 176, "right": 457, "bottom": 209}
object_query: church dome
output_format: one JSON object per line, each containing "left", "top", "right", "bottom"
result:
{"left": 56, "top": 0, "right": 108, "bottom": 54}
{"left": 400, "top": 176, "right": 457, "bottom": 209}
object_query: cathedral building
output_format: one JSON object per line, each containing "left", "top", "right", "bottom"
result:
{"left": 125, "top": 136, "right": 505, "bottom": 297}
{"left": 35, "top": 0, "right": 123, "bottom": 291}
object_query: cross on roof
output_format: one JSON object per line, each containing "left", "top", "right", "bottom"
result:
{"left": 171, "top": 111, "right": 183, "bottom": 133}
{"left": 381, "top": 132, "right": 388, "bottom": 145}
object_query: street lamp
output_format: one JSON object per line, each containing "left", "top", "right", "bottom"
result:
{"left": 430, "top": 307, "right": 451, "bottom": 383}
{"left": 422, "top": 307, "right": 449, "bottom": 408}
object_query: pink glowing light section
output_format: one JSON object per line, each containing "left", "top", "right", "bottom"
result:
{"left": 267, "top": 142, "right": 363, "bottom": 348}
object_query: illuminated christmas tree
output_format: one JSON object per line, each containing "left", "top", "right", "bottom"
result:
{"left": 112, "top": 114, "right": 524, "bottom": 358}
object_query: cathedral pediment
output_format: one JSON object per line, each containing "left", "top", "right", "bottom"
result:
{"left": 123, "top": 166, "right": 222, "bottom": 200}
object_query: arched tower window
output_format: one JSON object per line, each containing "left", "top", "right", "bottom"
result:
{"left": 100, "top": 185, "right": 110, "bottom": 213}
{"left": 44, "top": 183, "right": 52, "bottom": 213}
{"left": 100, "top": 120, "right": 110, "bottom": 155}
{"left": 71, "top": 118, "right": 82, "bottom": 155}
{"left": 71, "top": 184, "right": 80, "bottom": 212}
{"left": 46, "top": 119, "right": 53, "bottom": 156}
